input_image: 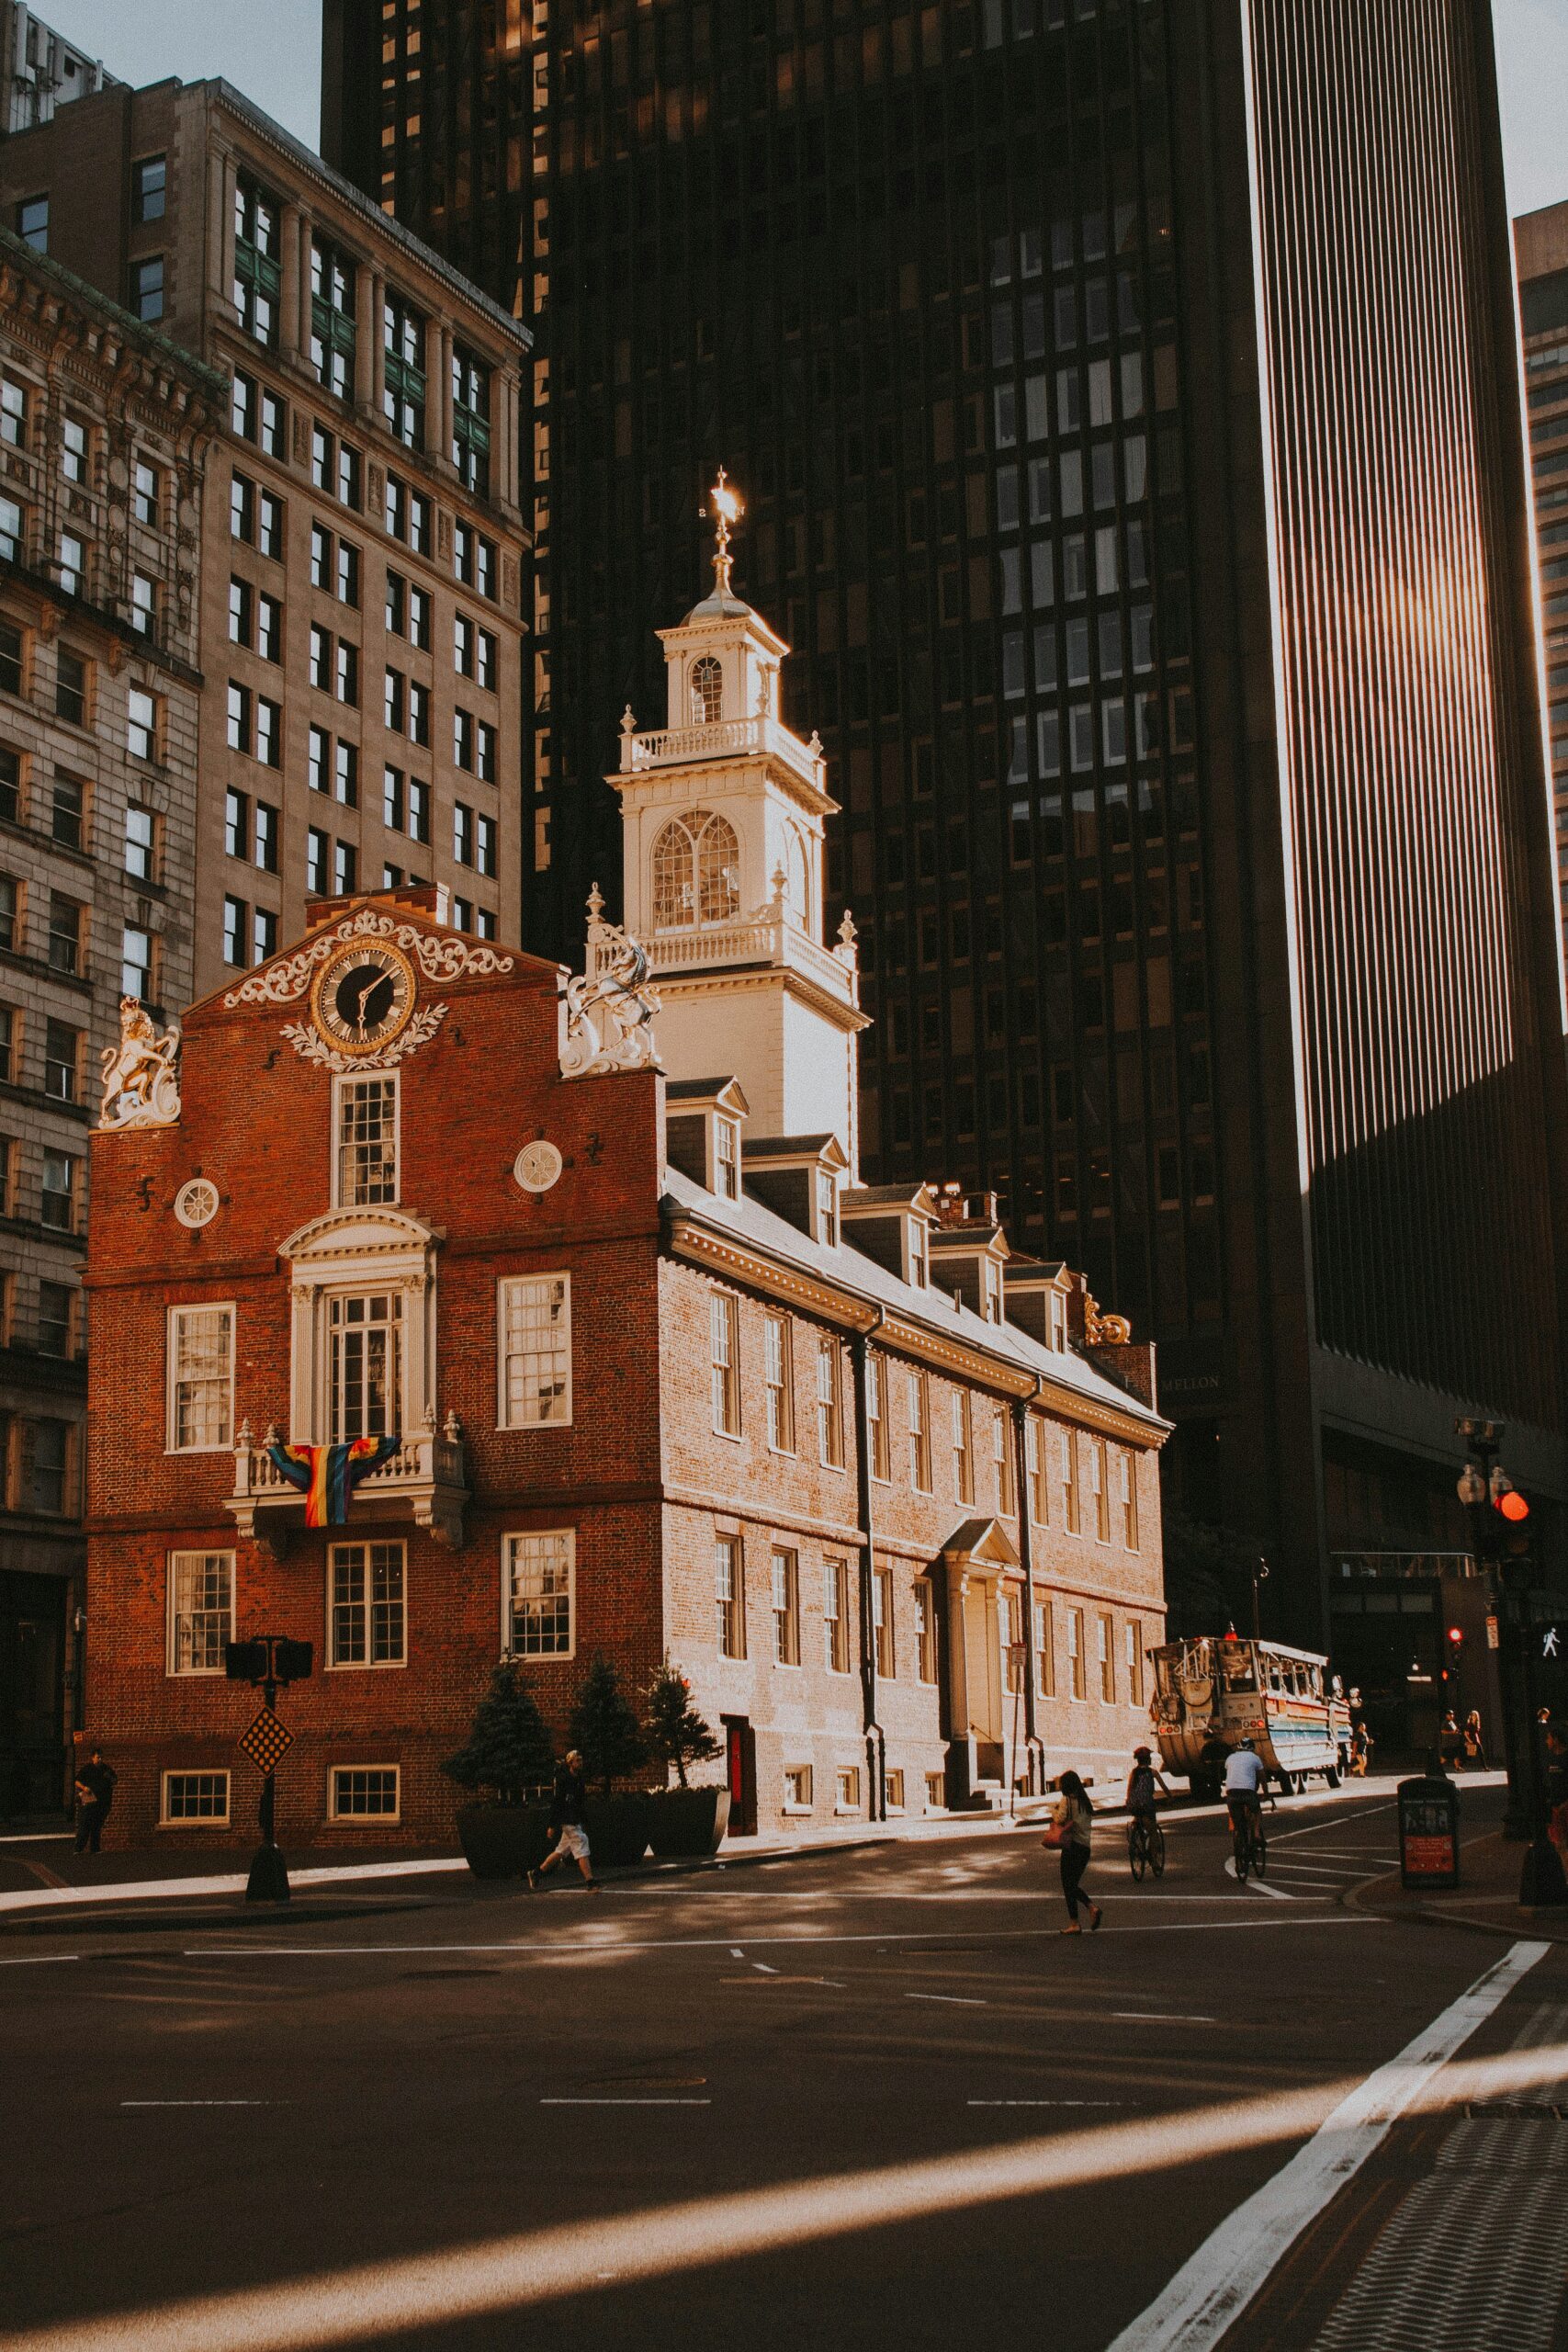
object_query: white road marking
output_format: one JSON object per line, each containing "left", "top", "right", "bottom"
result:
{"left": 967, "top": 2099, "right": 1128, "bottom": 2108}
{"left": 186, "top": 1914, "right": 1373, "bottom": 1961}
{"left": 540, "top": 2098, "right": 711, "bottom": 2108}
{"left": 1224, "top": 1859, "right": 1291, "bottom": 1901}
{"left": 0, "top": 1953, "right": 80, "bottom": 1965}
{"left": 1113, "top": 2013, "right": 1217, "bottom": 2025}
{"left": 752, "top": 1961, "right": 778, "bottom": 1974}
{"left": 907, "top": 1993, "right": 987, "bottom": 2007}
{"left": 1103, "top": 1938, "right": 1551, "bottom": 2352}
{"left": 728, "top": 1947, "right": 744, "bottom": 1958}
{"left": 121, "top": 2100, "right": 285, "bottom": 2109}
{"left": 1268, "top": 1804, "right": 1397, "bottom": 1845}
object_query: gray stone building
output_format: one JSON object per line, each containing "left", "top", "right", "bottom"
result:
{"left": 0, "top": 223, "right": 223, "bottom": 1814}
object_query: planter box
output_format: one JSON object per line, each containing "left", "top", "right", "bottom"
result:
{"left": 648, "top": 1786, "right": 730, "bottom": 1858}
{"left": 581, "top": 1792, "right": 651, "bottom": 1868}
{"left": 455, "top": 1802, "right": 553, "bottom": 1880}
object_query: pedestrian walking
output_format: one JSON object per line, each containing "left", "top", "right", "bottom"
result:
{"left": 1462, "top": 1710, "right": 1487, "bottom": 1770}
{"left": 527, "top": 1748, "right": 600, "bottom": 1892}
{"left": 1439, "top": 1712, "right": 1464, "bottom": 1772}
{"left": 1043, "top": 1770, "right": 1102, "bottom": 1935}
{"left": 73, "top": 1749, "right": 116, "bottom": 1853}
{"left": 1349, "top": 1719, "right": 1373, "bottom": 1777}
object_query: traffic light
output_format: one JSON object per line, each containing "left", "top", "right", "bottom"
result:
{"left": 1443, "top": 1625, "right": 1465, "bottom": 1680}
{"left": 225, "top": 1639, "right": 268, "bottom": 1681}
{"left": 1495, "top": 1484, "right": 1532, "bottom": 1557}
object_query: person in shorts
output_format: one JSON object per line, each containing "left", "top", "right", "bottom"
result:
{"left": 529, "top": 1748, "right": 601, "bottom": 1892}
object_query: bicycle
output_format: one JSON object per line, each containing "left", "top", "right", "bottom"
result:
{"left": 1127, "top": 1813, "right": 1167, "bottom": 1880}
{"left": 1230, "top": 1802, "right": 1268, "bottom": 1883}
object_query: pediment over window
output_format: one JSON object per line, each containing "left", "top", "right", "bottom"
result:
{"left": 279, "top": 1207, "right": 443, "bottom": 1272}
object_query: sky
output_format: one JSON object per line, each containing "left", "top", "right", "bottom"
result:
{"left": 26, "top": 0, "right": 1568, "bottom": 220}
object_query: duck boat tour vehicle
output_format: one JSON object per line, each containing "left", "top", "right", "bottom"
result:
{"left": 1149, "top": 1634, "right": 1352, "bottom": 1796}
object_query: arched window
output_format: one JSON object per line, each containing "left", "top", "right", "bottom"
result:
{"left": 691, "top": 656, "right": 723, "bottom": 725}
{"left": 651, "top": 809, "right": 740, "bottom": 929}
{"left": 652, "top": 816, "right": 699, "bottom": 928}
{"left": 695, "top": 813, "right": 740, "bottom": 923}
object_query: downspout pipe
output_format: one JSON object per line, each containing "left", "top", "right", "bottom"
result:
{"left": 851, "top": 1306, "right": 886, "bottom": 1822}
{"left": 1012, "top": 1378, "right": 1047, "bottom": 1797}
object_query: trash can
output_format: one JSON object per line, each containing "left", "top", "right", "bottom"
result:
{"left": 1397, "top": 1772, "right": 1460, "bottom": 1892}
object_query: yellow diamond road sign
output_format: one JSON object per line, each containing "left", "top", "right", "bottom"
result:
{"left": 240, "top": 1710, "right": 295, "bottom": 1775}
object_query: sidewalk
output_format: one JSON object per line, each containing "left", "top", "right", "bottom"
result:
{"left": 1351, "top": 1823, "right": 1568, "bottom": 1943}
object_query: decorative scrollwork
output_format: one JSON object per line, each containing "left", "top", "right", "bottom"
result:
{"left": 281, "top": 1001, "right": 448, "bottom": 1073}
{"left": 223, "top": 909, "right": 513, "bottom": 1008}
{"left": 560, "top": 888, "right": 661, "bottom": 1079}
{"left": 99, "top": 997, "right": 181, "bottom": 1130}
{"left": 1083, "top": 1297, "right": 1133, "bottom": 1346}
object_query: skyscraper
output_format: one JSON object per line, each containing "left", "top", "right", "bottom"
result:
{"left": 325, "top": 0, "right": 1568, "bottom": 1657}
{"left": 1517, "top": 200, "right": 1568, "bottom": 955}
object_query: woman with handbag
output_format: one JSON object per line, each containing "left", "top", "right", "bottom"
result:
{"left": 1043, "top": 1770, "right": 1102, "bottom": 1935}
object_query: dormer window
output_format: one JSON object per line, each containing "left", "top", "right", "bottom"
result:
{"left": 651, "top": 808, "right": 740, "bottom": 930}
{"left": 908, "top": 1221, "right": 930, "bottom": 1288}
{"left": 816, "top": 1167, "right": 839, "bottom": 1249}
{"left": 715, "top": 1116, "right": 739, "bottom": 1200}
{"left": 691, "top": 655, "right": 723, "bottom": 724}
{"left": 335, "top": 1074, "right": 400, "bottom": 1208}
{"left": 1049, "top": 1291, "right": 1067, "bottom": 1351}
{"left": 983, "top": 1258, "right": 1002, "bottom": 1322}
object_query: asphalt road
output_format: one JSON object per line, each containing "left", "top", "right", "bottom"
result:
{"left": 3, "top": 1782, "right": 1564, "bottom": 2352}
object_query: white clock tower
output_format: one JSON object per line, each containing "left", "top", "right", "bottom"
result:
{"left": 609, "top": 476, "right": 866, "bottom": 1176}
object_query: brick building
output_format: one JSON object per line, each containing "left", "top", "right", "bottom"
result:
{"left": 84, "top": 563, "right": 1165, "bottom": 1849}
{"left": 0, "top": 224, "right": 222, "bottom": 1815}
{"left": 0, "top": 71, "right": 530, "bottom": 997}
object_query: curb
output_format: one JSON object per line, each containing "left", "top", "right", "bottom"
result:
{"left": 1345, "top": 1830, "right": 1568, "bottom": 1945}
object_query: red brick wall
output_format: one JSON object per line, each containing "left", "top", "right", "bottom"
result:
{"left": 85, "top": 913, "right": 669, "bottom": 1846}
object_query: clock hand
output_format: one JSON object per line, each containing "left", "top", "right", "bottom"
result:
{"left": 354, "top": 978, "right": 378, "bottom": 1036}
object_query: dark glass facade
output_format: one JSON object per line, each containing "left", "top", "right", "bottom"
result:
{"left": 1517, "top": 200, "right": 1568, "bottom": 964}
{"left": 325, "top": 0, "right": 1568, "bottom": 1637}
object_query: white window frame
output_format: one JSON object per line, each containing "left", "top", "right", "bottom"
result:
{"left": 166, "top": 1548, "right": 235, "bottom": 1676}
{"left": 1125, "top": 1618, "right": 1144, "bottom": 1707}
{"left": 325, "top": 1288, "right": 404, "bottom": 1444}
{"left": 713, "top": 1114, "right": 739, "bottom": 1199}
{"left": 1059, "top": 1426, "right": 1079, "bottom": 1533}
{"left": 497, "top": 1272, "right": 572, "bottom": 1430}
{"left": 915, "top": 1578, "right": 938, "bottom": 1685}
{"left": 327, "top": 1539, "right": 408, "bottom": 1669}
{"left": 328, "top": 1763, "right": 401, "bottom": 1822}
{"left": 333, "top": 1070, "right": 400, "bottom": 1210}
{"left": 716, "top": 1532, "right": 744, "bottom": 1658}
{"left": 995, "top": 1404, "right": 1015, "bottom": 1516}
{"left": 835, "top": 1764, "right": 862, "bottom": 1814}
{"left": 1098, "top": 1611, "right": 1115, "bottom": 1702}
{"left": 817, "top": 1335, "right": 844, "bottom": 1468}
{"left": 771, "top": 1547, "right": 800, "bottom": 1668}
{"left": 165, "top": 1303, "right": 235, "bottom": 1453}
{"left": 873, "top": 1564, "right": 895, "bottom": 1679}
{"left": 1091, "top": 1434, "right": 1111, "bottom": 1543}
{"left": 783, "top": 1763, "right": 813, "bottom": 1814}
{"left": 908, "top": 1368, "right": 931, "bottom": 1492}
{"left": 503, "top": 1527, "right": 576, "bottom": 1659}
{"left": 710, "top": 1289, "right": 741, "bottom": 1439}
{"left": 814, "top": 1166, "right": 840, "bottom": 1248}
{"left": 1034, "top": 1596, "right": 1054, "bottom": 1696}
{"left": 1119, "top": 1447, "right": 1139, "bottom": 1549}
{"left": 763, "top": 1310, "right": 795, "bottom": 1453}
{"left": 160, "top": 1769, "right": 231, "bottom": 1826}
{"left": 824, "top": 1556, "right": 851, "bottom": 1674}
{"left": 867, "top": 1351, "right": 892, "bottom": 1481}
{"left": 1026, "top": 1416, "right": 1047, "bottom": 1524}
{"left": 951, "top": 1388, "right": 973, "bottom": 1502}
{"left": 1048, "top": 1290, "right": 1067, "bottom": 1351}
{"left": 886, "top": 1768, "right": 906, "bottom": 1813}
{"left": 1067, "top": 1605, "right": 1086, "bottom": 1699}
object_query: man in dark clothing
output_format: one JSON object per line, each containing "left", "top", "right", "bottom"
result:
{"left": 73, "top": 1750, "right": 116, "bottom": 1853}
{"left": 528, "top": 1748, "right": 600, "bottom": 1891}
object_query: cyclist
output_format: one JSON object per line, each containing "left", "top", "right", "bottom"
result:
{"left": 1224, "top": 1738, "right": 1268, "bottom": 1864}
{"left": 1124, "top": 1745, "right": 1169, "bottom": 1819}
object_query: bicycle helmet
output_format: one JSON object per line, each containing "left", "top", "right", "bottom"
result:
{"left": 1133, "top": 1745, "right": 1152, "bottom": 1761}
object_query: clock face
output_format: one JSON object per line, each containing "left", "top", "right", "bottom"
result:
{"left": 310, "top": 943, "right": 416, "bottom": 1057}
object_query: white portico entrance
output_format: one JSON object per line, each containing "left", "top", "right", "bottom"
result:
{"left": 938, "top": 1517, "right": 1026, "bottom": 1810}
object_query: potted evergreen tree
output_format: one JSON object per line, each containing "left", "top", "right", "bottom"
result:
{"left": 644, "top": 1659, "right": 728, "bottom": 1857}
{"left": 570, "top": 1654, "right": 651, "bottom": 1866}
{"left": 444, "top": 1662, "right": 557, "bottom": 1878}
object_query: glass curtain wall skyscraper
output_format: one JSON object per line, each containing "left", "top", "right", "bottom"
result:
{"left": 325, "top": 0, "right": 1568, "bottom": 1644}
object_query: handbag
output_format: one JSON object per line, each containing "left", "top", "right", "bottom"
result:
{"left": 1040, "top": 1819, "right": 1067, "bottom": 1849}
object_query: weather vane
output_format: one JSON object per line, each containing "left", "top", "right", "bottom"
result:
{"left": 708, "top": 467, "right": 743, "bottom": 598}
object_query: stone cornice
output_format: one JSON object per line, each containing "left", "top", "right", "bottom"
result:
{"left": 654, "top": 963, "right": 873, "bottom": 1034}
{"left": 664, "top": 1214, "right": 1164, "bottom": 1448}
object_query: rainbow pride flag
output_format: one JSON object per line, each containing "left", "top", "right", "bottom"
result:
{"left": 265, "top": 1436, "right": 400, "bottom": 1527}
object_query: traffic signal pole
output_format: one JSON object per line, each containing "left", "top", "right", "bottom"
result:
{"left": 247, "top": 1659, "right": 289, "bottom": 1905}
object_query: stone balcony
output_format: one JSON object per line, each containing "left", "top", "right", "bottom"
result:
{"left": 224, "top": 1417, "right": 468, "bottom": 1551}
{"left": 636, "top": 907, "right": 861, "bottom": 1011}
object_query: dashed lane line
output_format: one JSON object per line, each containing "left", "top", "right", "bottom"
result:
{"left": 1224, "top": 1860, "right": 1292, "bottom": 1901}
{"left": 1113, "top": 2013, "right": 1217, "bottom": 2025}
{"left": 907, "top": 1993, "right": 987, "bottom": 2007}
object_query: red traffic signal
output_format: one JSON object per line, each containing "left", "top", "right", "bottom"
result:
{"left": 1498, "top": 1490, "right": 1529, "bottom": 1524}
{"left": 1446, "top": 1625, "right": 1464, "bottom": 1648}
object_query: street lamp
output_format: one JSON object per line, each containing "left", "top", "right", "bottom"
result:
{"left": 1454, "top": 1418, "right": 1565, "bottom": 1905}
{"left": 1250, "top": 1558, "right": 1269, "bottom": 1643}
